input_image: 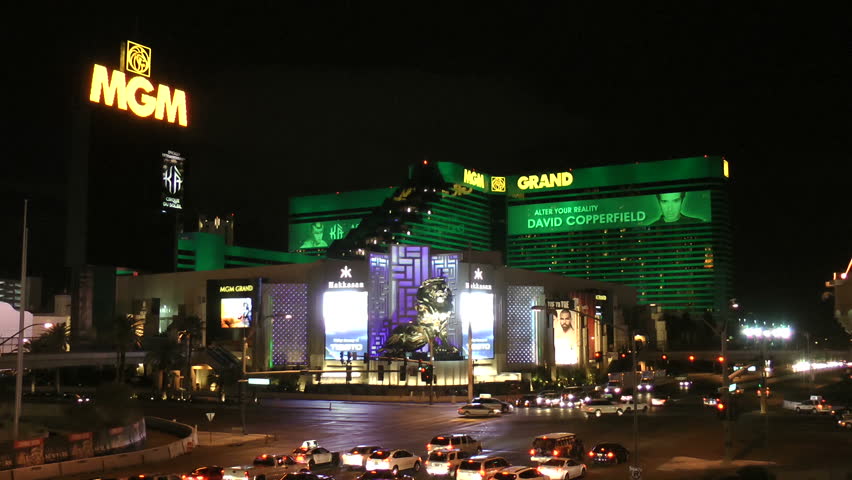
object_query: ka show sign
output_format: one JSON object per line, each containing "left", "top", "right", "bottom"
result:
{"left": 508, "top": 191, "right": 711, "bottom": 235}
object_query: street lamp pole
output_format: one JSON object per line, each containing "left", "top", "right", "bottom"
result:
{"left": 13, "top": 200, "right": 28, "bottom": 441}
{"left": 631, "top": 332, "right": 639, "bottom": 472}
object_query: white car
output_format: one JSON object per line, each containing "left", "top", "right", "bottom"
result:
{"left": 292, "top": 442, "right": 335, "bottom": 468}
{"left": 365, "top": 449, "right": 423, "bottom": 474}
{"left": 536, "top": 458, "right": 587, "bottom": 480}
{"left": 342, "top": 445, "right": 383, "bottom": 469}
{"left": 637, "top": 379, "right": 654, "bottom": 391}
{"left": 492, "top": 467, "right": 548, "bottom": 480}
{"left": 458, "top": 403, "right": 502, "bottom": 417}
{"left": 583, "top": 399, "right": 647, "bottom": 417}
{"left": 426, "top": 449, "right": 471, "bottom": 478}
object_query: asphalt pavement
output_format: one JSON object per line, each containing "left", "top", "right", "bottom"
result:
{"left": 60, "top": 371, "right": 852, "bottom": 480}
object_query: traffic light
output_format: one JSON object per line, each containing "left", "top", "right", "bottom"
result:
{"left": 594, "top": 351, "right": 602, "bottom": 362}
{"left": 346, "top": 364, "right": 352, "bottom": 383}
{"left": 377, "top": 365, "right": 385, "bottom": 382}
{"left": 716, "top": 401, "right": 726, "bottom": 419}
{"left": 421, "top": 364, "right": 434, "bottom": 384}
{"left": 661, "top": 354, "right": 668, "bottom": 361}
{"left": 688, "top": 355, "right": 695, "bottom": 363}
{"left": 717, "top": 356, "right": 725, "bottom": 364}
{"left": 419, "top": 365, "right": 428, "bottom": 382}
{"left": 340, "top": 351, "right": 346, "bottom": 365}
{"left": 620, "top": 352, "right": 627, "bottom": 359}
{"left": 399, "top": 364, "right": 407, "bottom": 382}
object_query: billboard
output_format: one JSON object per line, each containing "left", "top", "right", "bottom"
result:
{"left": 323, "top": 290, "right": 368, "bottom": 359}
{"left": 460, "top": 291, "right": 495, "bottom": 359}
{"left": 161, "top": 150, "right": 185, "bottom": 210}
{"left": 548, "top": 301, "right": 580, "bottom": 365}
{"left": 220, "top": 297, "right": 252, "bottom": 328}
{"left": 289, "top": 219, "right": 361, "bottom": 250}
{"left": 508, "top": 190, "right": 712, "bottom": 235}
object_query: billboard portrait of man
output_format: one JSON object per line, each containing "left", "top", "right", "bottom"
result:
{"left": 650, "top": 192, "right": 702, "bottom": 225}
{"left": 300, "top": 222, "right": 328, "bottom": 248}
{"left": 553, "top": 308, "right": 579, "bottom": 365}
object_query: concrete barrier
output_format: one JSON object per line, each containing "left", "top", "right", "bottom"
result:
{"left": 58, "top": 457, "right": 105, "bottom": 476}
{"left": 142, "top": 446, "right": 171, "bottom": 463}
{"left": 0, "top": 470, "right": 11, "bottom": 480}
{"left": 8, "top": 463, "right": 61, "bottom": 480}
{"left": 102, "top": 451, "right": 144, "bottom": 470}
{"left": 169, "top": 441, "right": 185, "bottom": 457}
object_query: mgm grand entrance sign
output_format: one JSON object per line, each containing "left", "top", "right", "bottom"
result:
{"left": 89, "top": 40, "right": 189, "bottom": 127}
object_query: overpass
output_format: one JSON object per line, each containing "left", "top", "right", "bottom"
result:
{"left": 0, "top": 351, "right": 147, "bottom": 369}
{"left": 636, "top": 349, "right": 850, "bottom": 364}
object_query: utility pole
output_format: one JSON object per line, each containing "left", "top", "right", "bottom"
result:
{"left": 428, "top": 336, "right": 434, "bottom": 405}
{"left": 721, "top": 321, "right": 732, "bottom": 463}
{"left": 13, "top": 200, "right": 29, "bottom": 441}
{"left": 631, "top": 332, "right": 639, "bottom": 475}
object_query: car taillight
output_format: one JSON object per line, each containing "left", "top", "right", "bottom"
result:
{"left": 588, "top": 451, "right": 595, "bottom": 457}
{"left": 480, "top": 470, "right": 486, "bottom": 477}
{"left": 244, "top": 472, "right": 249, "bottom": 478}
{"left": 297, "top": 455, "right": 305, "bottom": 462}
{"left": 529, "top": 449, "right": 535, "bottom": 455}
{"left": 607, "top": 452, "right": 614, "bottom": 458}
{"left": 552, "top": 450, "right": 559, "bottom": 456}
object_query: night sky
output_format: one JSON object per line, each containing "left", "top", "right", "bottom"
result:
{"left": 3, "top": 6, "right": 849, "bottom": 338}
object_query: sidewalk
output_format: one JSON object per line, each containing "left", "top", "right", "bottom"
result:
{"left": 196, "top": 430, "right": 273, "bottom": 446}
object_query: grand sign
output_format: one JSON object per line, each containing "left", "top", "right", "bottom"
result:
{"left": 88, "top": 41, "right": 188, "bottom": 127}
{"left": 517, "top": 171, "right": 573, "bottom": 191}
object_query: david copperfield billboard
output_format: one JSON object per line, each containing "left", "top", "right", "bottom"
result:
{"left": 508, "top": 190, "right": 712, "bottom": 235}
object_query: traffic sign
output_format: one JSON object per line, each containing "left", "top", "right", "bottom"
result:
{"left": 206, "top": 412, "right": 215, "bottom": 422}
{"left": 629, "top": 466, "right": 642, "bottom": 480}
{"left": 728, "top": 383, "right": 737, "bottom": 392}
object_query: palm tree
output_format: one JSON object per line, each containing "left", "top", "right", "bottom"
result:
{"left": 108, "top": 314, "right": 143, "bottom": 383}
{"left": 166, "top": 315, "right": 202, "bottom": 391}
{"left": 144, "top": 335, "right": 182, "bottom": 395}
{"left": 28, "top": 323, "right": 69, "bottom": 393}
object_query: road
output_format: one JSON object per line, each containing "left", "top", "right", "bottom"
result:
{"left": 62, "top": 370, "right": 852, "bottom": 479}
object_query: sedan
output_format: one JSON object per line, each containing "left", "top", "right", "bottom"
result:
{"left": 343, "top": 446, "right": 383, "bottom": 469}
{"left": 281, "top": 473, "right": 335, "bottom": 480}
{"left": 458, "top": 403, "right": 502, "bottom": 417}
{"left": 183, "top": 466, "right": 224, "bottom": 480}
{"left": 292, "top": 445, "right": 335, "bottom": 469}
{"left": 472, "top": 397, "right": 514, "bottom": 412}
{"left": 492, "top": 467, "right": 548, "bottom": 480}
{"left": 365, "top": 449, "right": 422, "bottom": 474}
{"left": 587, "top": 443, "right": 629, "bottom": 465}
{"left": 515, "top": 395, "right": 539, "bottom": 408}
{"left": 358, "top": 470, "right": 414, "bottom": 480}
{"left": 536, "top": 458, "right": 587, "bottom": 480}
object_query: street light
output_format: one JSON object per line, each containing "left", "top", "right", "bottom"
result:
{"left": 0, "top": 322, "right": 54, "bottom": 350}
{"left": 7, "top": 321, "right": 55, "bottom": 441}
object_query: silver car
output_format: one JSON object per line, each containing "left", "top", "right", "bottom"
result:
{"left": 458, "top": 403, "right": 502, "bottom": 417}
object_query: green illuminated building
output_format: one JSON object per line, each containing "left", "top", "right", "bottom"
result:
{"left": 289, "top": 156, "right": 732, "bottom": 315}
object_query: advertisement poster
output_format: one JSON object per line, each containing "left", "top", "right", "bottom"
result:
{"left": 161, "top": 150, "right": 185, "bottom": 210}
{"left": 551, "top": 306, "right": 580, "bottom": 365}
{"left": 289, "top": 219, "right": 361, "bottom": 250}
{"left": 221, "top": 297, "right": 253, "bottom": 328}
{"left": 508, "top": 190, "right": 712, "bottom": 235}
{"left": 323, "top": 290, "right": 368, "bottom": 359}
{"left": 460, "top": 291, "right": 495, "bottom": 359}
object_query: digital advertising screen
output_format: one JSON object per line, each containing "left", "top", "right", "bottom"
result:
{"left": 221, "top": 297, "right": 253, "bottom": 328}
{"left": 289, "top": 219, "right": 362, "bottom": 250}
{"left": 161, "top": 150, "right": 185, "bottom": 210}
{"left": 508, "top": 190, "right": 712, "bottom": 235}
{"left": 551, "top": 307, "right": 580, "bottom": 365}
{"left": 323, "top": 290, "right": 368, "bottom": 359}
{"left": 460, "top": 291, "right": 495, "bottom": 359}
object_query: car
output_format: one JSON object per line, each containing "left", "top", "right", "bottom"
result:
{"left": 491, "top": 466, "right": 548, "bottom": 480}
{"left": 458, "top": 403, "right": 502, "bottom": 417}
{"left": 343, "top": 446, "right": 383, "bottom": 470}
{"left": 280, "top": 473, "right": 335, "bottom": 480}
{"left": 837, "top": 413, "right": 852, "bottom": 429}
{"left": 637, "top": 379, "right": 654, "bottom": 392}
{"left": 756, "top": 386, "right": 772, "bottom": 397}
{"left": 365, "top": 449, "right": 422, "bottom": 474}
{"left": 557, "top": 388, "right": 589, "bottom": 408}
{"left": 425, "top": 449, "right": 471, "bottom": 478}
{"left": 292, "top": 441, "right": 335, "bottom": 469}
{"left": 702, "top": 395, "right": 721, "bottom": 407}
{"left": 587, "top": 443, "right": 629, "bottom": 465}
{"left": 473, "top": 397, "right": 514, "bottom": 412}
{"left": 650, "top": 394, "right": 670, "bottom": 406}
{"left": 536, "top": 457, "right": 587, "bottom": 480}
{"left": 427, "top": 434, "right": 482, "bottom": 455}
{"left": 233, "top": 453, "right": 306, "bottom": 479}
{"left": 358, "top": 470, "right": 414, "bottom": 480}
{"left": 582, "top": 399, "right": 646, "bottom": 418}
{"left": 456, "top": 455, "right": 511, "bottom": 480}
{"left": 183, "top": 466, "right": 224, "bottom": 480}
{"left": 603, "top": 381, "right": 622, "bottom": 395}
{"left": 537, "top": 392, "right": 561, "bottom": 408}
{"left": 674, "top": 375, "right": 692, "bottom": 388}
{"left": 126, "top": 475, "right": 181, "bottom": 480}
{"left": 515, "top": 395, "right": 539, "bottom": 408}
{"left": 529, "top": 433, "right": 581, "bottom": 462}
{"left": 536, "top": 390, "right": 558, "bottom": 406}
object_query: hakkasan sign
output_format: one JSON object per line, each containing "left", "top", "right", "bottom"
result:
{"left": 508, "top": 191, "right": 712, "bottom": 235}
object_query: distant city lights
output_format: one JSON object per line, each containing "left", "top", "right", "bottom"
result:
{"left": 792, "top": 361, "right": 847, "bottom": 373}
{"left": 742, "top": 325, "right": 792, "bottom": 340}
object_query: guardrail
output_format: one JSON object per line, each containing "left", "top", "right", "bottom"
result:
{"left": 3, "top": 417, "right": 197, "bottom": 480}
